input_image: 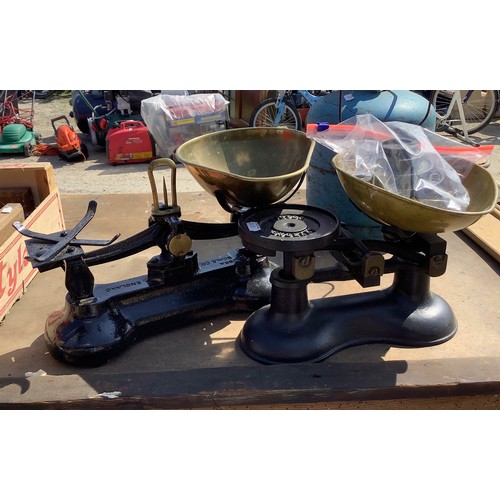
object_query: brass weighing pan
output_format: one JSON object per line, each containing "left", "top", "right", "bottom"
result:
{"left": 333, "top": 155, "right": 498, "bottom": 233}
{"left": 175, "top": 127, "right": 314, "bottom": 208}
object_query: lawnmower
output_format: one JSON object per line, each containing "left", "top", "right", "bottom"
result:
{"left": 51, "top": 115, "right": 88, "bottom": 162}
{"left": 0, "top": 90, "right": 40, "bottom": 156}
{"left": 0, "top": 123, "right": 39, "bottom": 156}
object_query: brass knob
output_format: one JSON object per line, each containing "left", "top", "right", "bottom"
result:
{"left": 167, "top": 233, "right": 192, "bottom": 257}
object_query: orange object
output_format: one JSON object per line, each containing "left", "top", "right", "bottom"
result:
{"left": 51, "top": 115, "right": 88, "bottom": 162}
{"left": 33, "top": 143, "right": 60, "bottom": 156}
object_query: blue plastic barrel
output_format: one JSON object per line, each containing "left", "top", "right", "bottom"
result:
{"left": 306, "top": 90, "right": 436, "bottom": 239}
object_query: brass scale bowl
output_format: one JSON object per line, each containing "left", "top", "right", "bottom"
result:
{"left": 175, "top": 127, "right": 498, "bottom": 233}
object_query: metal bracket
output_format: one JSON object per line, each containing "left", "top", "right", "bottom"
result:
{"left": 13, "top": 200, "right": 120, "bottom": 267}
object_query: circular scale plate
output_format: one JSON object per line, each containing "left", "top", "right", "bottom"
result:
{"left": 238, "top": 204, "right": 340, "bottom": 255}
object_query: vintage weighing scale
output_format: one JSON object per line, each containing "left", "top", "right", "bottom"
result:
{"left": 14, "top": 127, "right": 498, "bottom": 366}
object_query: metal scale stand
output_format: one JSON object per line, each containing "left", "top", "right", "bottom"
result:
{"left": 15, "top": 159, "right": 275, "bottom": 366}
{"left": 237, "top": 204, "right": 457, "bottom": 364}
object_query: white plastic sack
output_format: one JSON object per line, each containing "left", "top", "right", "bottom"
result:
{"left": 141, "top": 93, "right": 228, "bottom": 156}
{"left": 306, "top": 114, "right": 493, "bottom": 211}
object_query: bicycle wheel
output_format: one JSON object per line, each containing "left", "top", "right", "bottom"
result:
{"left": 249, "top": 98, "right": 302, "bottom": 130}
{"left": 430, "top": 90, "right": 499, "bottom": 134}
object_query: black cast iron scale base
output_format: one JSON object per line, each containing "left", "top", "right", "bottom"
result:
{"left": 17, "top": 198, "right": 457, "bottom": 366}
{"left": 17, "top": 194, "right": 276, "bottom": 366}
{"left": 237, "top": 204, "right": 457, "bottom": 364}
{"left": 43, "top": 247, "right": 274, "bottom": 366}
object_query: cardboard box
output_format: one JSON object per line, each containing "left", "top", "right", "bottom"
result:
{"left": 0, "top": 163, "right": 65, "bottom": 321}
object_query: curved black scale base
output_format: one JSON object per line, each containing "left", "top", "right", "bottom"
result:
{"left": 238, "top": 267, "right": 458, "bottom": 364}
{"left": 45, "top": 264, "right": 275, "bottom": 367}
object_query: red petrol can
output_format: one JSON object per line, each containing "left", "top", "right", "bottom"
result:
{"left": 106, "top": 120, "right": 155, "bottom": 165}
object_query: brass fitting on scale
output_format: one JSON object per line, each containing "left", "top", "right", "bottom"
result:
{"left": 147, "top": 158, "right": 192, "bottom": 258}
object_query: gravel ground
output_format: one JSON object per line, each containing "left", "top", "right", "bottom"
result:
{"left": 1, "top": 93, "right": 499, "bottom": 195}
{"left": 0, "top": 93, "right": 199, "bottom": 195}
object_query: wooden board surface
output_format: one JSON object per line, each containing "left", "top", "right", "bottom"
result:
{"left": 462, "top": 213, "right": 500, "bottom": 262}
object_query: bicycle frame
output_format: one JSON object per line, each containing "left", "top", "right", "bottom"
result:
{"left": 436, "top": 90, "right": 471, "bottom": 139}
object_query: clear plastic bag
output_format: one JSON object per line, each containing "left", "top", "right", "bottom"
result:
{"left": 306, "top": 114, "right": 494, "bottom": 211}
{"left": 140, "top": 93, "right": 229, "bottom": 156}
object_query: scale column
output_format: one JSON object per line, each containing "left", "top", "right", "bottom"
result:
{"left": 269, "top": 269, "right": 310, "bottom": 316}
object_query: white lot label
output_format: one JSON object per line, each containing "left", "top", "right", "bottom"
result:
{"left": 246, "top": 221, "right": 261, "bottom": 232}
